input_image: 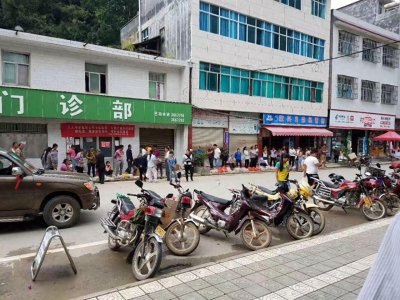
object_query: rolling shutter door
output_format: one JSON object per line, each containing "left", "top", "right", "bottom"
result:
{"left": 229, "top": 134, "right": 258, "bottom": 154}
{"left": 192, "top": 127, "right": 223, "bottom": 148}
{"left": 139, "top": 128, "right": 174, "bottom": 155}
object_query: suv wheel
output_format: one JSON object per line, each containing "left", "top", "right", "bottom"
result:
{"left": 43, "top": 196, "right": 80, "bottom": 228}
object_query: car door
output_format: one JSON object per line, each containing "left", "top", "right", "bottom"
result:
{"left": 0, "top": 154, "right": 36, "bottom": 216}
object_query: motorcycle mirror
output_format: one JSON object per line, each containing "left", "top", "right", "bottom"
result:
{"left": 166, "top": 193, "right": 173, "bottom": 198}
{"left": 365, "top": 172, "right": 372, "bottom": 177}
{"left": 376, "top": 163, "right": 381, "bottom": 168}
{"left": 135, "top": 180, "right": 143, "bottom": 188}
{"left": 389, "top": 166, "right": 394, "bottom": 169}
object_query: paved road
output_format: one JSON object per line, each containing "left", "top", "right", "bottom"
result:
{"left": 0, "top": 166, "right": 388, "bottom": 300}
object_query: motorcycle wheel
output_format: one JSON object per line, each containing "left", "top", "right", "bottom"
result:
{"left": 361, "top": 199, "right": 387, "bottom": 221}
{"left": 381, "top": 195, "right": 400, "bottom": 216}
{"left": 286, "top": 212, "right": 314, "bottom": 240}
{"left": 165, "top": 221, "right": 200, "bottom": 256}
{"left": 194, "top": 206, "right": 212, "bottom": 234}
{"left": 312, "top": 196, "right": 334, "bottom": 211}
{"left": 240, "top": 219, "right": 272, "bottom": 251}
{"left": 308, "top": 208, "right": 326, "bottom": 235}
{"left": 131, "top": 237, "right": 162, "bottom": 281}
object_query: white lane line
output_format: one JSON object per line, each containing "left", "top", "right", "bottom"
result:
{"left": 0, "top": 240, "right": 107, "bottom": 263}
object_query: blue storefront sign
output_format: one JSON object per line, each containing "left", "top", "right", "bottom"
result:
{"left": 263, "top": 113, "right": 327, "bottom": 127}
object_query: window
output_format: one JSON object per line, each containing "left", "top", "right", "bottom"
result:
{"left": 85, "top": 63, "right": 106, "bottom": 94}
{"left": 337, "top": 75, "right": 358, "bottom": 99}
{"left": 142, "top": 28, "right": 149, "bottom": 41}
{"left": 149, "top": 73, "right": 166, "bottom": 99}
{"left": 382, "top": 46, "right": 399, "bottom": 68}
{"left": 199, "top": 61, "right": 323, "bottom": 102}
{"left": 2, "top": 51, "right": 29, "bottom": 86}
{"left": 311, "top": 0, "right": 326, "bottom": 18}
{"left": 362, "top": 39, "right": 381, "bottom": 63}
{"left": 0, "top": 156, "right": 13, "bottom": 176}
{"left": 381, "top": 84, "right": 398, "bottom": 105}
{"left": 199, "top": 2, "right": 325, "bottom": 60}
{"left": 361, "top": 80, "right": 380, "bottom": 103}
{"left": 275, "top": 0, "right": 301, "bottom": 10}
{"left": 338, "top": 31, "right": 359, "bottom": 56}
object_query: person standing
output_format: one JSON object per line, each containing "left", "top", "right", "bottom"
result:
{"left": 114, "top": 145, "right": 124, "bottom": 176}
{"left": 168, "top": 150, "right": 178, "bottom": 183}
{"left": 75, "top": 150, "right": 85, "bottom": 173}
{"left": 207, "top": 145, "right": 214, "bottom": 169}
{"left": 270, "top": 147, "right": 277, "bottom": 167}
{"left": 333, "top": 147, "right": 340, "bottom": 163}
{"left": 303, "top": 148, "right": 322, "bottom": 186}
{"left": 50, "top": 143, "right": 59, "bottom": 170}
{"left": 213, "top": 144, "right": 221, "bottom": 168}
{"left": 254, "top": 145, "right": 259, "bottom": 167}
{"left": 296, "top": 147, "right": 304, "bottom": 172}
{"left": 289, "top": 146, "right": 296, "bottom": 168}
{"left": 96, "top": 150, "right": 106, "bottom": 184}
{"left": 234, "top": 148, "right": 242, "bottom": 167}
{"left": 243, "top": 146, "right": 250, "bottom": 168}
{"left": 249, "top": 146, "right": 257, "bottom": 168}
{"left": 275, "top": 153, "right": 291, "bottom": 191}
{"left": 146, "top": 149, "right": 158, "bottom": 182}
{"left": 320, "top": 144, "right": 328, "bottom": 168}
{"left": 183, "top": 149, "right": 194, "bottom": 181}
{"left": 67, "top": 145, "right": 77, "bottom": 170}
{"left": 10, "top": 142, "right": 18, "bottom": 154}
{"left": 15, "top": 142, "right": 25, "bottom": 158}
{"left": 126, "top": 144, "right": 133, "bottom": 174}
{"left": 153, "top": 145, "right": 163, "bottom": 179}
{"left": 41, "top": 147, "right": 52, "bottom": 170}
{"left": 164, "top": 146, "right": 170, "bottom": 181}
{"left": 86, "top": 147, "right": 96, "bottom": 177}
{"left": 262, "top": 146, "right": 269, "bottom": 162}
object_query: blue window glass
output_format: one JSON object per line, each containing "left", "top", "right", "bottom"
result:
{"left": 221, "top": 75, "right": 230, "bottom": 92}
{"left": 210, "top": 4, "right": 219, "bottom": 15}
{"left": 229, "top": 20, "right": 238, "bottom": 38}
{"left": 200, "top": 11, "right": 209, "bottom": 31}
{"left": 239, "top": 23, "right": 247, "bottom": 41}
{"left": 220, "top": 8, "right": 229, "bottom": 17}
{"left": 231, "top": 76, "right": 240, "bottom": 94}
{"left": 210, "top": 14, "right": 219, "bottom": 34}
{"left": 207, "top": 72, "right": 218, "bottom": 91}
{"left": 256, "top": 28, "right": 265, "bottom": 46}
{"left": 252, "top": 79, "right": 261, "bottom": 96}
{"left": 200, "top": 2, "right": 209, "bottom": 12}
{"left": 230, "top": 11, "right": 239, "bottom": 20}
{"left": 248, "top": 26, "right": 256, "bottom": 43}
{"left": 220, "top": 18, "right": 229, "bottom": 37}
{"left": 199, "top": 71, "right": 207, "bottom": 90}
{"left": 239, "top": 14, "right": 247, "bottom": 23}
{"left": 240, "top": 78, "right": 250, "bottom": 95}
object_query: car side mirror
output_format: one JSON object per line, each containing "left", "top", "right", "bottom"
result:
{"left": 12, "top": 167, "right": 23, "bottom": 176}
{"left": 135, "top": 180, "right": 143, "bottom": 188}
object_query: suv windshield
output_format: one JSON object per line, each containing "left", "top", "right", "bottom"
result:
{"left": 8, "top": 152, "right": 38, "bottom": 173}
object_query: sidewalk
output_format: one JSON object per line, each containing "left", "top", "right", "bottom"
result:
{"left": 76, "top": 217, "right": 392, "bottom": 300}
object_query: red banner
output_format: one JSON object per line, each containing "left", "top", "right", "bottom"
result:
{"left": 61, "top": 123, "right": 135, "bottom": 137}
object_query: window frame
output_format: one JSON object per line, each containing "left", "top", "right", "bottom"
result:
{"left": 362, "top": 38, "right": 381, "bottom": 63}
{"left": 149, "top": 72, "right": 166, "bottom": 100}
{"left": 382, "top": 45, "right": 399, "bottom": 68}
{"left": 85, "top": 63, "right": 107, "bottom": 94}
{"left": 337, "top": 75, "right": 358, "bottom": 99}
{"left": 361, "top": 80, "right": 380, "bottom": 103}
{"left": 2, "top": 51, "right": 30, "bottom": 86}
{"left": 381, "top": 84, "right": 398, "bottom": 105}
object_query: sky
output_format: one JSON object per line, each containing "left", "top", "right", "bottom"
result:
{"left": 331, "top": 0, "right": 360, "bottom": 9}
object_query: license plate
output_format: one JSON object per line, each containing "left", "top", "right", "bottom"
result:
{"left": 364, "top": 197, "right": 372, "bottom": 208}
{"left": 155, "top": 225, "right": 165, "bottom": 238}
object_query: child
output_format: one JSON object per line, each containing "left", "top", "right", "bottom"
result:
{"left": 105, "top": 161, "right": 113, "bottom": 176}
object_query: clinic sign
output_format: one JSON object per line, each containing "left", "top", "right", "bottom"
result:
{"left": 329, "top": 109, "right": 395, "bottom": 130}
{"left": 0, "top": 86, "right": 192, "bottom": 125}
{"left": 263, "top": 113, "right": 327, "bottom": 127}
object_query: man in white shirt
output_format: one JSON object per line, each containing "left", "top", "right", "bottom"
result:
{"left": 289, "top": 146, "right": 296, "bottom": 167}
{"left": 213, "top": 144, "right": 221, "bottom": 168}
{"left": 303, "top": 148, "right": 322, "bottom": 186}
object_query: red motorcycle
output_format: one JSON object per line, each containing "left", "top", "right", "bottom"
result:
{"left": 312, "top": 167, "right": 387, "bottom": 221}
{"left": 190, "top": 185, "right": 272, "bottom": 250}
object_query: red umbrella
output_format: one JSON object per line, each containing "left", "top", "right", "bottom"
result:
{"left": 373, "top": 131, "right": 400, "bottom": 141}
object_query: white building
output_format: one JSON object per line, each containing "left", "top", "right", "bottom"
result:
{"left": 124, "top": 0, "right": 333, "bottom": 154}
{"left": 0, "top": 29, "right": 191, "bottom": 167}
{"left": 329, "top": 10, "right": 400, "bottom": 156}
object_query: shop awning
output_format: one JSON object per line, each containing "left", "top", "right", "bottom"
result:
{"left": 373, "top": 131, "right": 400, "bottom": 141}
{"left": 265, "top": 126, "right": 333, "bottom": 137}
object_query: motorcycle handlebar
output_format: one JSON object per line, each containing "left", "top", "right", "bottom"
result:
{"left": 193, "top": 189, "right": 201, "bottom": 194}
{"left": 127, "top": 193, "right": 139, "bottom": 197}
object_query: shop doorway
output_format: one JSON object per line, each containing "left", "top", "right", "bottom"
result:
{"left": 139, "top": 128, "right": 174, "bottom": 156}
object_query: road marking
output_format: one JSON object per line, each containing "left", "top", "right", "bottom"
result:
{"left": 0, "top": 240, "right": 107, "bottom": 264}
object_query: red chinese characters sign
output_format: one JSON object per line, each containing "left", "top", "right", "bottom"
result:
{"left": 61, "top": 123, "right": 135, "bottom": 137}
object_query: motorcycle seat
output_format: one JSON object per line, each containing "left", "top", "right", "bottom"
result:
{"left": 147, "top": 190, "right": 162, "bottom": 201}
{"left": 322, "top": 180, "right": 339, "bottom": 188}
{"left": 121, "top": 197, "right": 135, "bottom": 215}
{"left": 252, "top": 195, "right": 269, "bottom": 202}
{"left": 200, "top": 192, "right": 232, "bottom": 205}
{"left": 257, "top": 185, "right": 277, "bottom": 194}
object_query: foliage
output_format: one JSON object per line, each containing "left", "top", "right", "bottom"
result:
{"left": 193, "top": 152, "right": 207, "bottom": 167}
{"left": 0, "top": 0, "right": 138, "bottom": 47}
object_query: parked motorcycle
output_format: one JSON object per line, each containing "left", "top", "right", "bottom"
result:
{"left": 163, "top": 176, "right": 200, "bottom": 256}
{"left": 312, "top": 167, "right": 387, "bottom": 221}
{"left": 191, "top": 185, "right": 272, "bottom": 250}
{"left": 101, "top": 180, "right": 166, "bottom": 280}
{"left": 250, "top": 179, "right": 325, "bottom": 235}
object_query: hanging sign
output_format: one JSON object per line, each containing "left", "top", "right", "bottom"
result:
{"left": 263, "top": 113, "right": 327, "bottom": 127}
{"left": 61, "top": 123, "right": 135, "bottom": 137}
{"left": 329, "top": 110, "right": 395, "bottom": 130}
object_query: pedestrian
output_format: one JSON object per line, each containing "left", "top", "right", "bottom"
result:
{"left": 243, "top": 146, "right": 250, "bottom": 168}
{"left": 164, "top": 146, "right": 170, "bottom": 181}
{"left": 135, "top": 152, "right": 147, "bottom": 181}
{"left": 305, "top": 147, "right": 311, "bottom": 157}
{"left": 96, "top": 149, "right": 106, "bottom": 184}
{"left": 297, "top": 147, "right": 304, "bottom": 172}
{"left": 333, "top": 147, "right": 340, "bottom": 163}
{"left": 168, "top": 150, "right": 178, "bottom": 183}
{"left": 207, "top": 144, "right": 214, "bottom": 169}
{"left": 50, "top": 143, "right": 59, "bottom": 170}
{"left": 249, "top": 146, "right": 256, "bottom": 168}
{"left": 15, "top": 142, "right": 25, "bottom": 158}
{"left": 10, "top": 142, "right": 18, "bottom": 154}
{"left": 141, "top": 145, "right": 147, "bottom": 157}
{"left": 146, "top": 149, "right": 158, "bottom": 182}
{"left": 41, "top": 147, "right": 52, "bottom": 170}
{"left": 114, "top": 145, "right": 124, "bottom": 176}
{"left": 60, "top": 159, "right": 72, "bottom": 172}
{"left": 66, "top": 145, "right": 76, "bottom": 170}
{"left": 254, "top": 144, "right": 259, "bottom": 167}
{"left": 303, "top": 148, "right": 322, "bottom": 186}
{"left": 86, "top": 147, "right": 96, "bottom": 177}
{"left": 289, "top": 146, "right": 296, "bottom": 167}
{"left": 75, "top": 150, "right": 85, "bottom": 173}
{"left": 270, "top": 147, "right": 277, "bottom": 166}
{"left": 213, "top": 144, "right": 221, "bottom": 168}
{"left": 153, "top": 145, "right": 163, "bottom": 178}
{"left": 275, "top": 153, "right": 291, "bottom": 192}
{"left": 320, "top": 144, "right": 328, "bottom": 168}
{"left": 196, "top": 146, "right": 204, "bottom": 155}
{"left": 234, "top": 148, "right": 242, "bottom": 167}
{"left": 221, "top": 144, "right": 229, "bottom": 167}
{"left": 126, "top": 144, "right": 133, "bottom": 174}
{"left": 105, "top": 161, "right": 113, "bottom": 176}
{"left": 183, "top": 149, "right": 194, "bottom": 181}
{"left": 262, "top": 146, "right": 269, "bottom": 162}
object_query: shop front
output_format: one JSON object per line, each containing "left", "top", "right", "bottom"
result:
{"left": 261, "top": 113, "right": 332, "bottom": 150}
{"left": 329, "top": 109, "right": 395, "bottom": 157}
{"left": 228, "top": 112, "right": 260, "bottom": 154}
{"left": 0, "top": 86, "right": 192, "bottom": 166}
